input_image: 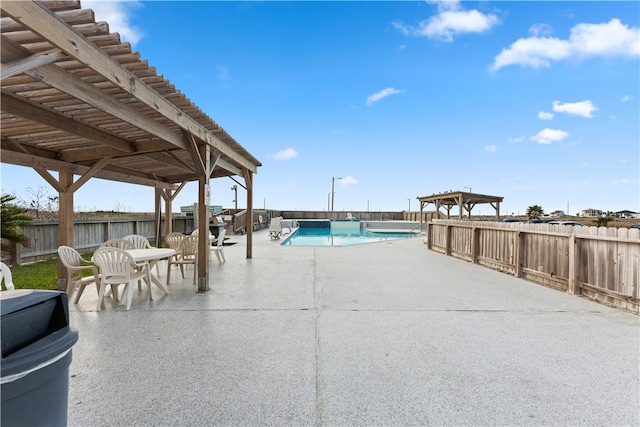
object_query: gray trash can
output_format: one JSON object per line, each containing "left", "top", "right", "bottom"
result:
{"left": 1, "top": 290, "right": 78, "bottom": 427}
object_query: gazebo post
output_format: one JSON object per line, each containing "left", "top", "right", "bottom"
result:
{"left": 57, "top": 171, "right": 74, "bottom": 291}
{"left": 244, "top": 169, "right": 254, "bottom": 259}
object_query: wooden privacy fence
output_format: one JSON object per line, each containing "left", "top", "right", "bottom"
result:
{"left": 426, "top": 219, "right": 640, "bottom": 313}
{"left": 5, "top": 216, "right": 194, "bottom": 266}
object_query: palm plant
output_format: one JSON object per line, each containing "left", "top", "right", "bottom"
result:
{"left": 1, "top": 194, "right": 33, "bottom": 250}
{"left": 526, "top": 204, "right": 544, "bottom": 220}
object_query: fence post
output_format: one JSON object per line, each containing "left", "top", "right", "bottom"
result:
{"left": 426, "top": 223, "right": 432, "bottom": 250}
{"left": 567, "top": 234, "right": 580, "bottom": 295}
{"left": 445, "top": 225, "right": 452, "bottom": 256}
{"left": 471, "top": 227, "right": 479, "bottom": 264}
{"left": 515, "top": 231, "right": 525, "bottom": 277}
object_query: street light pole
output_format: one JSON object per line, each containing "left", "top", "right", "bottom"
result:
{"left": 331, "top": 176, "right": 342, "bottom": 212}
{"left": 464, "top": 186, "right": 472, "bottom": 193}
{"left": 408, "top": 198, "right": 411, "bottom": 213}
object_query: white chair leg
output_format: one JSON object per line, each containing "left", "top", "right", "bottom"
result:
{"left": 96, "top": 285, "right": 107, "bottom": 311}
{"left": 125, "top": 282, "right": 135, "bottom": 310}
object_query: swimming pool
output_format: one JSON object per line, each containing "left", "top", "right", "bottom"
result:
{"left": 281, "top": 220, "right": 422, "bottom": 246}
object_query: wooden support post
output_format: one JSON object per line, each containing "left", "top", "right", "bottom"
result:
{"left": 567, "top": 234, "right": 580, "bottom": 295}
{"left": 196, "top": 176, "right": 209, "bottom": 293}
{"left": 445, "top": 225, "right": 452, "bottom": 256}
{"left": 196, "top": 142, "right": 210, "bottom": 293}
{"left": 244, "top": 169, "right": 254, "bottom": 259}
{"left": 154, "top": 188, "right": 162, "bottom": 247}
{"left": 57, "top": 171, "right": 73, "bottom": 291}
{"left": 426, "top": 222, "right": 432, "bottom": 250}
{"left": 162, "top": 190, "right": 172, "bottom": 240}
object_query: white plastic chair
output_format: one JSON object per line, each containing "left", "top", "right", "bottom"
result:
{"left": 211, "top": 228, "right": 227, "bottom": 264}
{"left": 191, "top": 229, "right": 216, "bottom": 259}
{"left": 166, "top": 235, "right": 198, "bottom": 285}
{"left": 1, "top": 261, "right": 15, "bottom": 291}
{"left": 268, "top": 216, "right": 283, "bottom": 240}
{"left": 165, "top": 232, "right": 185, "bottom": 251}
{"left": 123, "top": 234, "right": 159, "bottom": 274}
{"left": 57, "top": 246, "right": 101, "bottom": 303}
{"left": 92, "top": 247, "right": 152, "bottom": 311}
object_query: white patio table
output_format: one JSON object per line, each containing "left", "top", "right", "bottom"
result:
{"left": 126, "top": 248, "right": 175, "bottom": 295}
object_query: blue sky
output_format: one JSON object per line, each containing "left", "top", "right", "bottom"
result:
{"left": 2, "top": 1, "right": 638, "bottom": 216}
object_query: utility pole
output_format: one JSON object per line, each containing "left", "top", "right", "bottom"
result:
{"left": 331, "top": 176, "right": 342, "bottom": 212}
{"left": 231, "top": 185, "right": 237, "bottom": 210}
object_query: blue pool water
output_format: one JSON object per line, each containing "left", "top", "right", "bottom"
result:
{"left": 281, "top": 224, "right": 421, "bottom": 247}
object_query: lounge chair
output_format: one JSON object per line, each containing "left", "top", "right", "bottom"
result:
{"left": 346, "top": 212, "right": 357, "bottom": 220}
{"left": 268, "top": 216, "right": 283, "bottom": 240}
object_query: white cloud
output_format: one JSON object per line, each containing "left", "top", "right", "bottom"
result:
{"left": 538, "top": 111, "right": 554, "bottom": 120}
{"left": 484, "top": 145, "right": 497, "bottom": 152}
{"left": 393, "top": 1, "right": 499, "bottom": 42}
{"left": 529, "top": 23, "right": 553, "bottom": 37}
{"left": 216, "top": 65, "right": 229, "bottom": 80}
{"left": 365, "top": 87, "right": 402, "bottom": 106}
{"left": 491, "top": 18, "right": 639, "bottom": 71}
{"left": 611, "top": 178, "right": 637, "bottom": 185}
{"left": 272, "top": 148, "right": 298, "bottom": 160}
{"left": 84, "top": 0, "right": 144, "bottom": 46}
{"left": 508, "top": 136, "right": 525, "bottom": 143}
{"left": 338, "top": 176, "right": 358, "bottom": 185}
{"left": 552, "top": 100, "right": 598, "bottom": 118}
{"left": 530, "top": 128, "right": 569, "bottom": 144}
{"left": 621, "top": 94, "right": 634, "bottom": 101}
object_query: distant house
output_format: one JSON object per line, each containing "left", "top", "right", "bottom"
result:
{"left": 549, "top": 210, "right": 565, "bottom": 217}
{"left": 615, "top": 210, "right": 638, "bottom": 219}
{"left": 582, "top": 208, "right": 603, "bottom": 217}
{"left": 180, "top": 204, "right": 222, "bottom": 217}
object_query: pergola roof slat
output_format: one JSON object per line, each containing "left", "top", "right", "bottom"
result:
{"left": 1, "top": 0, "right": 261, "bottom": 188}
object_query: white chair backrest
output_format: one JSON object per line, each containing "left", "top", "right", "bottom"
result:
{"left": 216, "top": 228, "right": 226, "bottom": 248}
{"left": 100, "top": 239, "right": 134, "bottom": 250}
{"left": 92, "top": 247, "right": 136, "bottom": 279}
{"left": 58, "top": 245, "right": 83, "bottom": 269}
{"left": 179, "top": 235, "right": 199, "bottom": 257}
{"left": 269, "top": 217, "right": 282, "bottom": 231}
{"left": 0, "top": 261, "right": 15, "bottom": 291}
{"left": 165, "top": 232, "right": 185, "bottom": 250}
{"left": 123, "top": 234, "right": 152, "bottom": 249}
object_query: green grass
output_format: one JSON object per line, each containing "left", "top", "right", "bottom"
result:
{"left": 10, "top": 251, "right": 96, "bottom": 291}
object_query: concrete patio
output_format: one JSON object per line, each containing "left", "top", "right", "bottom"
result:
{"left": 67, "top": 229, "right": 639, "bottom": 426}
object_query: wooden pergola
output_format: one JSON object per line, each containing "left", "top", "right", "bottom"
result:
{"left": 0, "top": 1, "right": 262, "bottom": 293}
{"left": 418, "top": 191, "right": 504, "bottom": 224}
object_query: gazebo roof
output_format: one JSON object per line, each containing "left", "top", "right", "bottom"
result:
{"left": 417, "top": 191, "right": 504, "bottom": 206}
{"left": 1, "top": 0, "right": 261, "bottom": 190}
{"left": 417, "top": 191, "right": 504, "bottom": 219}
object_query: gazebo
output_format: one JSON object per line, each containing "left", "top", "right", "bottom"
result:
{"left": 0, "top": 1, "right": 262, "bottom": 292}
{"left": 417, "top": 191, "right": 504, "bottom": 225}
